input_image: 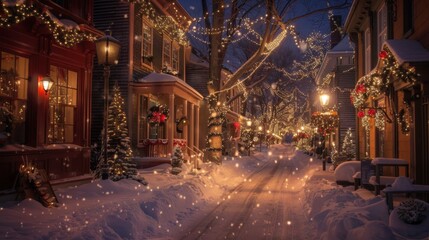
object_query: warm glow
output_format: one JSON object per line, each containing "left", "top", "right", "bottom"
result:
{"left": 41, "top": 77, "right": 54, "bottom": 95}
{"left": 319, "top": 94, "right": 330, "bottom": 107}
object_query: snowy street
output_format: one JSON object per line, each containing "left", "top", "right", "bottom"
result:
{"left": 179, "top": 145, "right": 317, "bottom": 239}
{"left": 0, "top": 144, "right": 428, "bottom": 239}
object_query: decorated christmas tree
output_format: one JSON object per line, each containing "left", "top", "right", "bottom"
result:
{"left": 96, "top": 83, "right": 139, "bottom": 182}
{"left": 340, "top": 128, "right": 356, "bottom": 159}
{"left": 171, "top": 147, "right": 184, "bottom": 175}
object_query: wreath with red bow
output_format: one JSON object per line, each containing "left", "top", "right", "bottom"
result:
{"left": 147, "top": 104, "right": 169, "bottom": 125}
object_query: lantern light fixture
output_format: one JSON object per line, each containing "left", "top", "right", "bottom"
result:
{"left": 42, "top": 76, "right": 54, "bottom": 95}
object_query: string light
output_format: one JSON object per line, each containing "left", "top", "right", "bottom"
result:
{"left": 0, "top": 2, "right": 96, "bottom": 47}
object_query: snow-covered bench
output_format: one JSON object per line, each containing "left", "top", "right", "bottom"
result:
{"left": 370, "top": 158, "right": 409, "bottom": 195}
{"left": 383, "top": 177, "right": 429, "bottom": 212}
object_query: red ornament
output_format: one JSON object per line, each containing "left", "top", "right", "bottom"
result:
{"left": 233, "top": 122, "right": 240, "bottom": 129}
{"left": 367, "top": 108, "right": 376, "bottom": 117}
{"left": 356, "top": 84, "right": 366, "bottom": 94}
{"left": 378, "top": 50, "right": 388, "bottom": 59}
{"left": 160, "top": 114, "right": 166, "bottom": 123}
{"left": 357, "top": 111, "right": 365, "bottom": 118}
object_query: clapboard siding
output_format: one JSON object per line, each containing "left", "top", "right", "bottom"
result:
{"left": 92, "top": 0, "right": 130, "bottom": 144}
{"left": 186, "top": 62, "right": 210, "bottom": 97}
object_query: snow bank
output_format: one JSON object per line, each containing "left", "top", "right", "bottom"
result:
{"left": 334, "top": 160, "right": 360, "bottom": 183}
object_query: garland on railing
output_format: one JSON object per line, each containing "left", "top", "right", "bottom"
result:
{"left": 350, "top": 48, "right": 419, "bottom": 131}
{"left": 0, "top": 1, "right": 96, "bottom": 47}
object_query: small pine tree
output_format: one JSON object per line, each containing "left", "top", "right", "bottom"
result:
{"left": 96, "top": 83, "right": 139, "bottom": 181}
{"left": 340, "top": 128, "right": 356, "bottom": 159}
{"left": 171, "top": 147, "right": 184, "bottom": 175}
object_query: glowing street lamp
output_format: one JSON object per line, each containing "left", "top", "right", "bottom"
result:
{"left": 95, "top": 30, "right": 121, "bottom": 180}
{"left": 319, "top": 93, "right": 330, "bottom": 108}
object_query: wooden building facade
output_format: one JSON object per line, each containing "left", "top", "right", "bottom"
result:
{"left": 92, "top": 0, "right": 203, "bottom": 159}
{"left": 345, "top": 0, "right": 429, "bottom": 186}
{"left": 0, "top": 0, "right": 101, "bottom": 191}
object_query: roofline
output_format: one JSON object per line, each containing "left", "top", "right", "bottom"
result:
{"left": 316, "top": 51, "right": 354, "bottom": 84}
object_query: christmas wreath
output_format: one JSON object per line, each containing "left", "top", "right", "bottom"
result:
{"left": 147, "top": 104, "right": 169, "bottom": 125}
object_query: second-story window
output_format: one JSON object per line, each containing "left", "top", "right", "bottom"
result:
{"left": 142, "top": 19, "right": 153, "bottom": 66}
{"left": 377, "top": 3, "right": 387, "bottom": 53}
{"left": 364, "top": 28, "right": 371, "bottom": 74}
{"left": 403, "top": 0, "right": 414, "bottom": 36}
{"left": 163, "top": 35, "right": 172, "bottom": 69}
{"left": 172, "top": 43, "right": 179, "bottom": 72}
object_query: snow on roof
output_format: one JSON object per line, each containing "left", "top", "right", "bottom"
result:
{"left": 137, "top": 72, "right": 183, "bottom": 83}
{"left": 383, "top": 39, "right": 429, "bottom": 65}
{"left": 136, "top": 72, "right": 203, "bottom": 99}
{"left": 331, "top": 36, "right": 354, "bottom": 52}
{"left": 316, "top": 36, "right": 354, "bottom": 84}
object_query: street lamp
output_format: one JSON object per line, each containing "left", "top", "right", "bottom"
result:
{"left": 319, "top": 93, "right": 330, "bottom": 108}
{"left": 258, "top": 126, "right": 263, "bottom": 151}
{"left": 95, "top": 30, "right": 121, "bottom": 180}
{"left": 319, "top": 93, "right": 330, "bottom": 171}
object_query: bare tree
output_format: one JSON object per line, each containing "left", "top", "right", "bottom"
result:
{"left": 188, "top": 0, "right": 350, "bottom": 161}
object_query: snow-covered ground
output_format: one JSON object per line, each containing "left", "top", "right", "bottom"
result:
{"left": 0, "top": 144, "right": 428, "bottom": 239}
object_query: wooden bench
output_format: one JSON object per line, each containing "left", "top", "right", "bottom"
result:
{"left": 383, "top": 185, "right": 429, "bottom": 213}
{"left": 370, "top": 158, "right": 409, "bottom": 195}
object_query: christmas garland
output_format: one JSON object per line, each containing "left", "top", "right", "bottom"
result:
{"left": 0, "top": 1, "right": 96, "bottom": 47}
{"left": 147, "top": 104, "right": 169, "bottom": 125}
{"left": 350, "top": 48, "right": 418, "bottom": 109}
{"left": 311, "top": 111, "right": 339, "bottom": 135}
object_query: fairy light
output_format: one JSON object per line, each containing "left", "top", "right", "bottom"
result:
{"left": 0, "top": 2, "right": 96, "bottom": 47}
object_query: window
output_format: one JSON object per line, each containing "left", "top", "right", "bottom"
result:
{"left": 0, "top": 51, "right": 28, "bottom": 144}
{"left": 172, "top": 44, "right": 179, "bottom": 72}
{"left": 377, "top": 3, "right": 387, "bottom": 53}
{"left": 403, "top": 0, "right": 414, "bottom": 36}
{"left": 364, "top": 28, "right": 371, "bottom": 74}
{"left": 163, "top": 36, "right": 172, "bottom": 69}
{"left": 48, "top": 66, "right": 77, "bottom": 143}
{"left": 138, "top": 95, "right": 148, "bottom": 141}
{"left": 142, "top": 19, "right": 153, "bottom": 66}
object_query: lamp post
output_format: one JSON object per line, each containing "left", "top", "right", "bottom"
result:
{"left": 319, "top": 92, "right": 330, "bottom": 170}
{"left": 95, "top": 30, "right": 120, "bottom": 180}
{"left": 246, "top": 119, "right": 252, "bottom": 156}
{"left": 258, "top": 125, "right": 262, "bottom": 151}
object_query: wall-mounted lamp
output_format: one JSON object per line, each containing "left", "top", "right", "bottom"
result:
{"left": 42, "top": 76, "right": 54, "bottom": 95}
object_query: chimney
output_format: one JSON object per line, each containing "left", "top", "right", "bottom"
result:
{"left": 330, "top": 15, "right": 342, "bottom": 49}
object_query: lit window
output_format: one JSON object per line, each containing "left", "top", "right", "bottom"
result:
{"left": 48, "top": 65, "right": 77, "bottom": 143}
{"left": 377, "top": 3, "right": 387, "bottom": 53}
{"left": 163, "top": 36, "right": 172, "bottom": 69}
{"left": 0, "top": 51, "right": 28, "bottom": 144}
{"left": 142, "top": 19, "right": 153, "bottom": 66}
{"left": 172, "top": 43, "right": 179, "bottom": 72}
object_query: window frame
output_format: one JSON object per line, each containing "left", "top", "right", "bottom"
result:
{"left": 141, "top": 18, "right": 154, "bottom": 67}
{"left": 364, "top": 28, "right": 371, "bottom": 74}
{"left": 377, "top": 3, "right": 387, "bottom": 53}
{"left": 162, "top": 35, "right": 172, "bottom": 70}
{"left": 48, "top": 65, "right": 79, "bottom": 144}
{"left": 0, "top": 51, "right": 29, "bottom": 144}
{"left": 172, "top": 42, "right": 180, "bottom": 72}
{"left": 403, "top": 0, "right": 414, "bottom": 37}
